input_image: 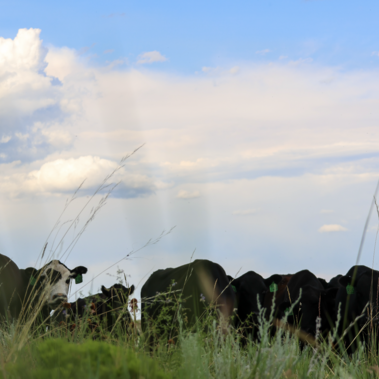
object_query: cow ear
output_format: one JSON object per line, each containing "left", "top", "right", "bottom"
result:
{"left": 301, "top": 285, "right": 325, "bottom": 303}
{"left": 339, "top": 275, "right": 352, "bottom": 287}
{"left": 318, "top": 278, "right": 328, "bottom": 289}
{"left": 70, "top": 266, "right": 88, "bottom": 284}
{"left": 24, "top": 267, "right": 37, "bottom": 276}
{"left": 23, "top": 267, "right": 40, "bottom": 286}
{"left": 227, "top": 275, "right": 239, "bottom": 292}
{"left": 101, "top": 285, "right": 111, "bottom": 297}
{"left": 263, "top": 274, "right": 282, "bottom": 289}
{"left": 70, "top": 266, "right": 88, "bottom": 275}
{"left": 128, "top": 285, "right": 135, "bottom": 296}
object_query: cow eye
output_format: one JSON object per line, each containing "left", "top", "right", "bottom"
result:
{"left": 66, "top": 279, "right": 70, "bottom": 284}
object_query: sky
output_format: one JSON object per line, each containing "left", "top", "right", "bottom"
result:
{"left": 1, "top": 0, "right": 379, "bottom": 305}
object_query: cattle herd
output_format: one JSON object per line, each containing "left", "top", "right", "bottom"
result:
{"left": 1, "top": 253, "right": 379, "bottom": 352}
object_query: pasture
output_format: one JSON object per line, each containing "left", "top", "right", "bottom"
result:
{"left": 0, "top": 279, "right": 379, "bottom": 379}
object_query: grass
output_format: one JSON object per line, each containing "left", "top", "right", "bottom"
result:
{"left": 1, "top": 289, "right": 379, "bottom": 379}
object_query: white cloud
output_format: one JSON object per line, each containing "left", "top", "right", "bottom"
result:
{"left": 176, "top": 190, "right": 200, "bottom": 199}
{"left": 15, "top": 132, "right": 29, "bottom": 141}
{"left": 3, "top": 28, "right": 379, "bottom": 203}
{"left": 371, "top": 52, "right": 379, "bottom": 57}
{"left": 256, "top": 49, "right": 271, "bottom": 55}
{"left": 103, "top": 49, "right": 114, "bottom": 54}
{"left": 232, "top": 209, "right": 257, "bottom": 216}
{"left": 105, "top": 59, "right": 127, "bottom": 70}
{"left": 0, "top": 28, "right": 56, "bottom": 122}
{"left": 0, "top": 28, "right": 69, "bottom": 162}
{"left": 0, "top": 156, "right": 155, "bottom": 198}
{"left": 40, "top": 127, "right": 73, "bottom": 148}
{"left": 0, "top": 135, "right": 11, "bottom": 143}
{"left": 137, "top": 51, "right": 167, "bottom": 64}
{"left": 0, "top": 28, "right": 46, "bottom": 73}
{"left": 318, "top": 224, "right": 348, "bottom": 233}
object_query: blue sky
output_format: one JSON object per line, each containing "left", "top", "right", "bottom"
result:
{"left": 1, "top": 0, "right": 379, "bottom": 73}
{"left": 1, "top": 1, "right": 379, "bottom": 302}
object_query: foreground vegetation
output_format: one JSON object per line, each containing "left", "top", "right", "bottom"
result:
{"left": 1, "top": 299, "right": 379, "bottom": 379}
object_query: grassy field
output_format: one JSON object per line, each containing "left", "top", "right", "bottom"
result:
{"left": 1, "top": 298, "right": 379, "bottom": 379}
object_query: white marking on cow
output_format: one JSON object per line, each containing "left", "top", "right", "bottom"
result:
{"left": 41, "top": 260, "right": 71, "bottom": 305}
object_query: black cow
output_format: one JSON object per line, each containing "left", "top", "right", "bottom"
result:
{"left": 263, "top": 274, "right": 292, "bottom": 320}
{"left": 67, "top": 283, "right": 135, "bottom": 334}
{"left": 318, "top": 277, "right": 328, "bottom": 289}
{"left": 0, "top": 254, "right": 88, "bottom": 322}
{"left": 229, "top": 271, "right": 282, "bottom": 340}
{"left": 276, "top": 270, "right": 336, "bottom": 340}
{"left": 327, "top": 275, "right": 343, "bottom": 290}
{"left": 335, "top": 265, "right": 379, "bottom": 351}
{"left": 141, "top": 259, "right": 236, "bottom": 343}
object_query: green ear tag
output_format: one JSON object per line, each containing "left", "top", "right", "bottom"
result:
{"left": 269, "top": 282, "right": 278, "bottom": 293}
{"left": 231, "top": 285, "right": 237, "bottom": 293}
{"left": 75, "top": 274, "right": 83, "bottom": 284}
{"left": 346, "top": 284, "right": 355, "bottom": 295}
{"left": 285, "top": 307, "right": 293, "bottom": 316}
{"left": 30, "top": 276, "right": 36, "bottom": 286}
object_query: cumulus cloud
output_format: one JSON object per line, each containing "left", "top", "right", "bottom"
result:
{"left": 232, "top": 209, "right": 257, "bottom": 216}
{"left": 318, "top": 224, "right": 348, "bottom": 233}
{"left": 0, "top": 28, "right": 70, "bottom": 162}
{"left": 176, "top": 190, "right": 200, "bottom": 199}
{"left": 0, "top": 156, "right": 155, "bottom": 198}
{"left": 137, "top": 51, "right": 167, "bottom": 64}
{"left": 3, "top": 28, "right": 379, "bottom": 202}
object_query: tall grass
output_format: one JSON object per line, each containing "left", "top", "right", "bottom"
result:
{"left": 1, "top": 291, "right": 379, "bottom": 379}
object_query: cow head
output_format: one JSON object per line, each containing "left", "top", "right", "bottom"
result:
{"left": 340, "top": 271, "right": 379, "bottom": 328}
{"left": 24, "top": 260, "right": 88, "bottom": 308}
{"left": 278, "top": 285, "right": 338, "bottom": 337}
{"left": 101, "top": 283, "right": 135, "bottom": 325}
{"left": 101, "top": 284, "right": 135, "bottom": 304}
{"left": 233, "top": 272, "right": 282, "bottom": 326}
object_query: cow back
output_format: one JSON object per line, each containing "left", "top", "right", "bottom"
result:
{"left": 141, "top": 259, "right": 235, "bottom": 334}
{"left": 0, "top": 254, "right": 23, "bottom": 320}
